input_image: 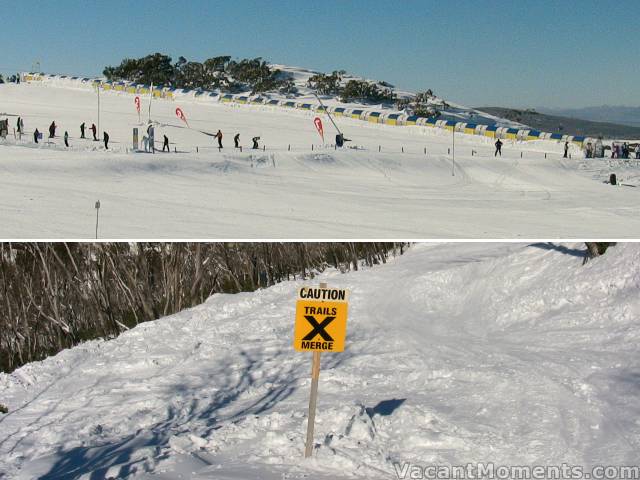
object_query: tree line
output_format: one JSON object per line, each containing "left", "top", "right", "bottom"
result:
{"left": 307, "top": 70, "right": 397, "bottom": 104}
{"left": 102, "top": 53, "right": 443, "bottom": 110}
{"left": 103, "top": 53, "right": 295, "bottom": 94}
{"left": 307, "top": 70, "right": 444, "bottom": 114}
{"left": 0, "top": 242, "right": 406, "bottom": 373}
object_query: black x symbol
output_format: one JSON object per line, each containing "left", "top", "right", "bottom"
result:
{"left": 303, "top": 316, "right": 335, "bottom": 341}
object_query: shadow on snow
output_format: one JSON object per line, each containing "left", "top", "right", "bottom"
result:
{"left": 39, "top": 348, "right": 350, "bottom": 479}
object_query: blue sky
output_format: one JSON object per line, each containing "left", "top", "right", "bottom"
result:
{"left": 1, "top": 0, "right": 637, "bottom": 108}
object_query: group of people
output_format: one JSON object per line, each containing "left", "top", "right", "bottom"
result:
{"left": 611, "top": 142, "right": 639, "bottom": 159}
{"left": 216, "top": 131, "right": 261, "bottom": 150}
{"left": 14, "top": 116, "right": 267, "bottom": 154}
{"left": 17, "top": 116, "right": 109, "bottom": 149}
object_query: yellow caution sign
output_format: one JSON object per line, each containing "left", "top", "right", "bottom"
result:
{"left": 294, "top": 286, "right": 349, "bottom": 352}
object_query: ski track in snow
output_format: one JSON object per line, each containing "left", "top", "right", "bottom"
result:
{"left": 1, "top": 83, "right": 639, "bottom": 238}
{"left": 0, "top": 243, "right": 639, "bottom": 479}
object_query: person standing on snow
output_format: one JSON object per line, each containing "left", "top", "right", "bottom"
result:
{"left": 147, "top": 124, "right": 155, "bottom": 153}
{"left": 103, "top": 131, "right": 110, "bottom": 150}
{"left": 215, "top": 130, "right": 223, "bottom": 149}
{"left": 49, "top": 121, "right": 56, "bottom": 138}
{"left": 34, "top": 128, "right": 40, "bottom": 144}
{"left": 163, "top": 134, "right": 169, "bottom": 152}
{"left": 142, "top": 134, "right": 149, "bottom": 152}
{"left": 16, "top": 117, "right": 23, "bottom": 134}
{"left": 234, "top": 133, "right": 240, "bottom": 149}
{"left": 64, "top": 131, "right": 69, "bottom": 147}
{"left": 91, "top": 123, "right": 97, "bottom": 141}
{"left": 494, "top": 139, "right": 503, "bottom": 157}
{"left": 252, "top": 136, "right": 260, "bottom": 150}
{"left": 585, "top": 143, "right": 593, "bottom": 159}
{"left": 80, "top": 122, "right": 86, "bottom": 139}
{"left": 563, "top": 141, "right": 569, "bottom": 158}
{"left": 635, "top": 144, "right": 640, "bottom": 159}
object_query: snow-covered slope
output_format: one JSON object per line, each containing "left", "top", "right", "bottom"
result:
{"left": 1, "top": 243, "right": 639, "bottom": 479}
{"left": 269, "top": 65, "right": 519, "bottom": 128}
{"left": 1, "top": 82, "right": 639, "bottom": 238}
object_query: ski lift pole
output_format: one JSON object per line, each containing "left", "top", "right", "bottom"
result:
{"left": 313, "top": 92, "right": 342, "bottom": 136}
{"left": 97, "top": 85, "right": 100, "bottom": 141}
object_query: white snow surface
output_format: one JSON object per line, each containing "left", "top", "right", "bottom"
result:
{"left": 1, "top": 82, "right": 639, "bottom": 238}
{"left": 1, "top": 242, "right": 639, "bottom": 479}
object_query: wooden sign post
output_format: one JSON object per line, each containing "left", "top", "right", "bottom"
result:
{"left": 306, "top": 347, "right": 322, "bottom": 458}
{"left": 294, "top": 281, "right": 349, "bottom": 458}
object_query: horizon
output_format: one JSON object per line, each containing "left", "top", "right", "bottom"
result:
{"left": 1, "top": 0, "right": 638, "bottom": 110}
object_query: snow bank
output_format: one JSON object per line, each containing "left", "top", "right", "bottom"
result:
{"left": 1, "top": 243, "right": 638, "bottom": 478}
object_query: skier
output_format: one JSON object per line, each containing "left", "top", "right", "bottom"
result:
{"left": 636, "top": 144, "right": 640, "bottom": 160}
{"left": 585, "top": 143, "right": 593, "bottom": 159}
{"left": 563, "top": 141, "right": 569, "bottom": 158}
{"left": 147, "top": 124, "right": 155, "bottom": 153}
{"left": 64, "top": 131, "right": 69, "bottom": 148}
{"left": 163, "top": 134, "right": 169, "bottom": 152}
{"left": 48, "top": 121, "right": 56, "bottom": 138}
{"left": 215, "top": 130, "right": 223, "bottom": 149}
{"left": 80, "top": 122, "right": 86, "bottom": 139}
{"left": 33, "top": 128, "right": 40, "bottom": 144}
{"left": 16, "top": 117, "right": 23, "bottom": 134}
{"left": 252, "top": 136, "right": 260, "bottom": 150}
{"left": 142, "top": 134, "right": 149, "bottom": 152}
{"left": 494, "top": 139, "right": 503, "bottom": 157}
{"left": 91, "top": 123, "right": 97, "bottom": 141}
{"left": 103, "top": 131, "right": 110, "bottom": 150}
{"left": 234, "top": 133, "right": 240, "bottom": 149}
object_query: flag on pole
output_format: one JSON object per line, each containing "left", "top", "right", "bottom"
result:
{"left": 134, "top": 96, "right": 141, "bottom": 124}
{"left": 313, "top": 117, "right": 324, "bottom": 142}
{"left": 176, "top": 107, "right": 189, "bottom": 127}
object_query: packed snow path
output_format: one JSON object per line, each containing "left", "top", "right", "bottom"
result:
{"left": 1, "top": 83, "right": 639, "bottom": 238}
{"left": 1, "top": 243, "right": 639, "bottom": 479}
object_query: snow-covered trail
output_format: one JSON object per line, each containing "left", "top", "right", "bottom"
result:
{"left": 1, "top": 243, "right": 639, "bottom": 479}
{"left": 1, "top": 83, "right": 639, "bottom": 238}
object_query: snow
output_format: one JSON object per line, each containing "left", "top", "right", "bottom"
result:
{"left": 1, "top": 81, "right": 639, "bottom": 238}
{"left": 1, "top": 242, "right": 639, "bottom": 479}
{"left": 269, "top": 65, "right": 513, "bottom": 127}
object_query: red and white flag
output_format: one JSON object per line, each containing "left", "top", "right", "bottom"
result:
{"left": 314, "top": 117, "right": 324, "bottom": 142}
{"left": 176, "top": 107, "right": 189, "bottom": 127}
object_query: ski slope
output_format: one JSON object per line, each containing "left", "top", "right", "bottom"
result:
{"left": 1, "top": 243, "right": 639, "bottom": 479}
{"left": 1, "top": 82, "right": 640, "bottom": 238}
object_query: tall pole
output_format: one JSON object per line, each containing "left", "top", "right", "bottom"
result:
{"left": 97, "top": 85, "right": 101, "bottom": 141}
{"left": 312, "top": 92, "right": 342, "bottom": 136}
{"left": 304, "top": 281, "right": 326, "bottom": 458}
{"left": 452, "top": 125, "right": 456, "bottom": 176}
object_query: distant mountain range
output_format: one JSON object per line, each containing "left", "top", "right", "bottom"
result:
{"left": 478, "top": 107, "right": 640, "bottom": 139}
{"left": 537, "top": 106, "right": 640, "bottom": 128}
